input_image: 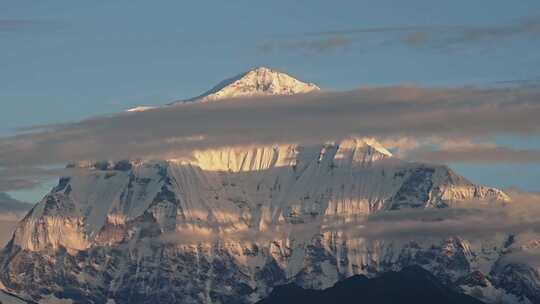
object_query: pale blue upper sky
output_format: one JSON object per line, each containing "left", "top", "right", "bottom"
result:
{"left": 2, "top": 0, "right": 540, "bottom": 202}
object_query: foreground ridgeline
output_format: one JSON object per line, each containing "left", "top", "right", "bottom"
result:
{"left": 257, "top": 266, "right": 485, "bottom": 304}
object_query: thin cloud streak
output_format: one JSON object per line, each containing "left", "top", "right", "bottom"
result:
{"left": 258, "top": 35, "right": 353, "bottom": 53}
{"left": 0, "top": 20, "right": 37, "bottom": 31}
{"left": 0, "top": 167, "right": 72, "bottom": 192}
{"left": 261, "top": 16, "right": 540, "bottom": 53}
{"left": 390, "top": 138, "right": 540, "bottom": 164}
{"left": 409, "top": 146, "right": 540, "bottom": 164}
{"left": 158, "top": 191, "right": 540, "bottom": 246}
{"left": 0, "top": 19, "right": 63, "bottom": 33}
{"left": 328, "top": 190, "right": 540, "bottom": 240}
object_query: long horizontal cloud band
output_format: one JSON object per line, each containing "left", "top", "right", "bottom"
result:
{"left": 408, "top": 146, "right": 540, "bottom": 164}
{"left": 260, "top": 15, "right": 540, "bottom": 53}
{"left": 1, "top": 85, "right": 540, "bottom": 170}
{"left": 160, "top": 191, "right": 540, "bottom": 245}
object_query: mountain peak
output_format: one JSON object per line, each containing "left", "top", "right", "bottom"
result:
{"left": 183, "top": 66, "right": 320, "bottom": 103}
{"left": 129, "top": 67, "right": 320, "bottom": 111}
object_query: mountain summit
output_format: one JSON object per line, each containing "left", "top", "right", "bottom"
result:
{"left": 179, "top": 67, "right": 320, "bottom": 103}
{"left": 129, "top": 67, "right": 320, "bottom": 111}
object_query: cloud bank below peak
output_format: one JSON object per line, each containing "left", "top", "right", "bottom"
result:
{"left": 2, "top": 85, "right": 540, "bottom": 165}
{"left": 0, "top": 84, "right": 539, "bottom": 191}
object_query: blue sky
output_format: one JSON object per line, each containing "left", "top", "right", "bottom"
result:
{"left": 2, "top": 0, "right": 540, "bottom": 202}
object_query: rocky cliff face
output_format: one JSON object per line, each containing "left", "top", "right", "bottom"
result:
{"left": 0, "top": 68, "right": 537, "bottom": 304}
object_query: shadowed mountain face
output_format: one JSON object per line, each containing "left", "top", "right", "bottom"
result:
{"left": 257, "top": 266, "right": 485, "bottom": 304}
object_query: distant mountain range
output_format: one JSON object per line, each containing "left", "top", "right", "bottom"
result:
{"left": 0, "top": 68, "right": 537, "bottom": 304}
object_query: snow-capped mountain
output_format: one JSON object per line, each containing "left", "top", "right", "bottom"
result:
{"left": 179, "top": 67, "right": 320, "bottom": 103}
{"left": 127, "top": 67, "right": 319, "bottom": 111}
{"left": 1, "top": 69, "right": 538, "bottom": 304}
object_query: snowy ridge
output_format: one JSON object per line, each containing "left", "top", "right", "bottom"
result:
{"left": 175, "top": 137, "right": 392, "bottom": 172}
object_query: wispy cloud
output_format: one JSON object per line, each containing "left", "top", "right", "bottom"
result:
{"left": 400, "top": 16, "right": 540, "bottom": 51}
{"left": 385, "top": 138, "right": 540, "bottom": 164}
{"left": 0, "top": 19, "right": 63, "bottom": 33}
{"left": 157, "top": 190, "right": 540, "bottom": 247}
{"left": 0, "top": 167, "right": 68, "bottom": 192}
{"left": 260, "top": 16, "right": 540, "bottom": 53}
{"left": 0, "top": 20, "right": 36, "bottom": 31}
{"left": 409, "top": 145, "right": 540, "bottom": 164}
{"left": 258, "top": 35, "right": 354, "bottom": 53}
{"left": 346, "top": 207, "right": 540, "bottom": 240}
{"left": 329, "top": 190, "right": 540, "bottom": 240}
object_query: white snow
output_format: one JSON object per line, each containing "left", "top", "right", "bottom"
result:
{"left": 126, "top": 106, "right": 155, "bottom": 112}
{"left": 128, "top": 66, "right": 320, "bottom": 110}
{"left": 182, "top": 67, "right": 320, "bottom": 103}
